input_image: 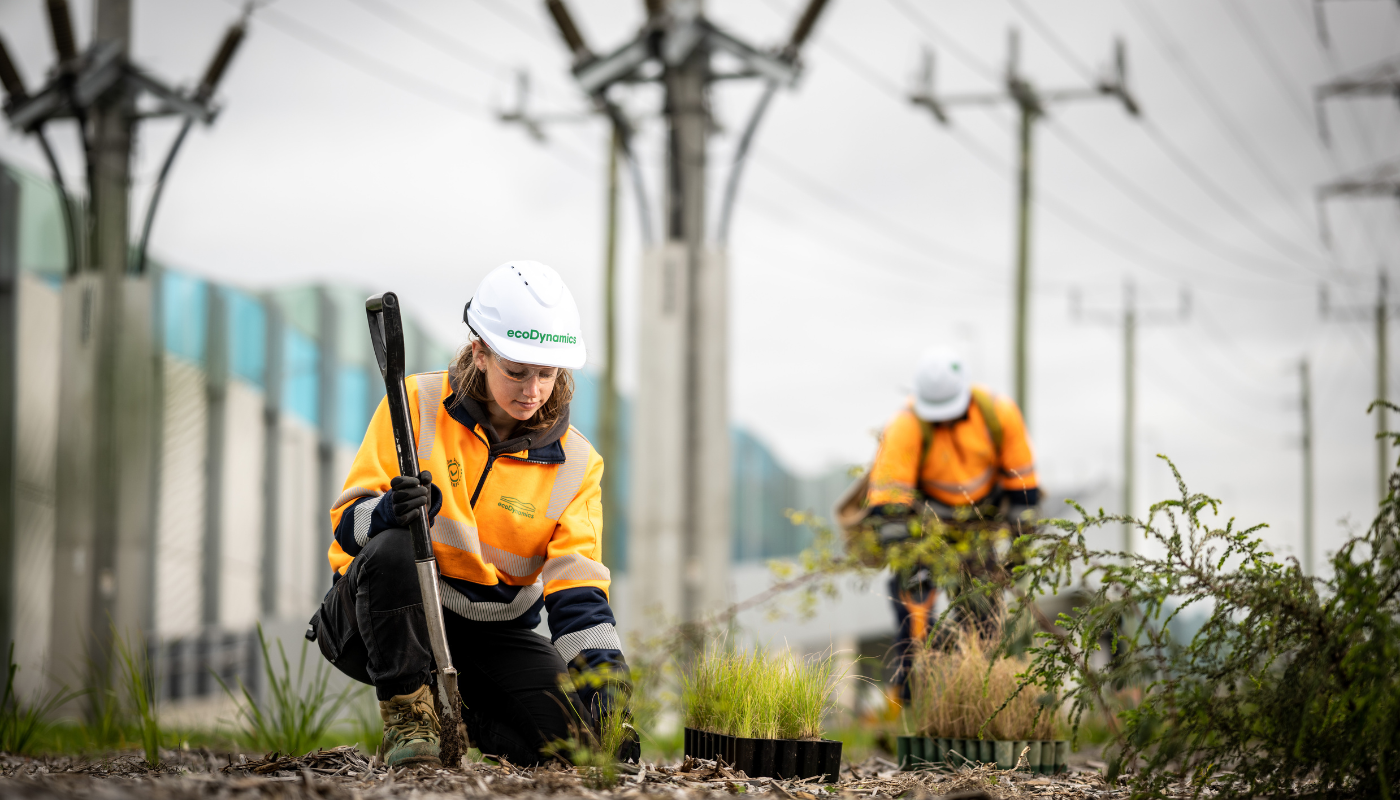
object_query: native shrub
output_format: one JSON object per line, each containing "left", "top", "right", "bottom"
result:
{"left": 1001, "top": 454, "right": 1400, "bottom": 798}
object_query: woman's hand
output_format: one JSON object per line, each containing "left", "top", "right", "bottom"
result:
{"left": 389, "top": 470, "right": 435, "bottom": 526}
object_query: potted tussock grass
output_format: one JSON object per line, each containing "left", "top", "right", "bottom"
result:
{"left": 898, "top": 633, "right": 1065, "bottom": 774}
{"left": 682, "top": 647, "right": 846, "bottom": 780}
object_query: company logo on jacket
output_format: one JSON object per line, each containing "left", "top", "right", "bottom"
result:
{"left": 498, "top": 496, "right": 537, "bottom": 518}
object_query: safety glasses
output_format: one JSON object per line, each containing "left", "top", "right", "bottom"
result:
{"left": 489, "top": 350, "right": 559, "bottom": 385}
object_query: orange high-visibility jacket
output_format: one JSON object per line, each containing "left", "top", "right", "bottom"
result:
{"left": 327, "top": 371, "right": 622, "bottom": 670}
{"left": 867, "top": 385, "right": 1038, "bottom": 509}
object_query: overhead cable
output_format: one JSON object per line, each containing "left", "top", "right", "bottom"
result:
{"left": 1123, "top": 0, "right": 1319, "bottom": 233}
{"left": 237, "top": 2, "right": 598, "bottom": 176}
{"left": 1009, "top": 0, "right": 1336, "bottom": 271}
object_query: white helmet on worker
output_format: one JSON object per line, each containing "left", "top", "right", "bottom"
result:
{"left": 464, "top": 261, "right": 587, "bottom": 370}
{"left": 912, "top": 346, "right": 971, "bottom": 422}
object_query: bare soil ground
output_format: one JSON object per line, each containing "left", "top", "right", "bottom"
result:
{"left": 0, "top": 746, "right": 1130, "bottom": 800}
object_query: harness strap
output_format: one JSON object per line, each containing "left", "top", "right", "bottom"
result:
{"left": 917, "top": 387, "right": 1003, "bottom": 475}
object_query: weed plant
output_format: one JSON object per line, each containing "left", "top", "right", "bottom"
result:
{"left": 999, "top": 450, "right": 1400, "bottom": 797}
{"left": 906, "top": 631, "right": 1056, "bottom": 741}
{"left": 216, "top": 624, "right": 361, "bottom": 755}
{"left": 682, "top": 646, "right": 846, "bottom": 740}
{"left": 0, "top": 644, "right": 79, "bottom": 755}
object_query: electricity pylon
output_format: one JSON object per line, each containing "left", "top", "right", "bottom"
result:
{"left": 1071, "top": 280, "right": 1189, "bottom": 554}
{"left": 542, "top": 0, "right": 830, "bottom": 629}
{"left": 911, "top": 31, "right": 1140, "bottom": 423}
{"left": 0, "top": 0, "right": 245, "bottom": 693}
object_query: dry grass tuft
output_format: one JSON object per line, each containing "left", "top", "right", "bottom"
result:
{"left": 907, "top": 631, "right": 1057, "bottom": 741}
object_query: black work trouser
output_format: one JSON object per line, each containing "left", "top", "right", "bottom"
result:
{"left": 887, "top": 560, "right": 1006, "bottom": 701}
{"left": 312, "top": 528, "right": 589, "bottom": 765}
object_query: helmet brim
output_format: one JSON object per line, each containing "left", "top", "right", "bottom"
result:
{"left": 913, "top": 384, "right": 972, "bottom": 422}
{"left": 470, "top": 316, "right": 587, "bottom": 370}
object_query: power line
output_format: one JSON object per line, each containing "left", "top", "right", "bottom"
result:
{"left": 1123, "top": 0, "right": 1319, "bottom": 233}
{"left": 1005, "top": 0, "right": 1097, "bottom": 81}
{"left": 469, "top": 0, "right": 556, "bottom": 46}
{"left": 757, "top": 0, "right": 1314, "bottom": 295}
{"left": 346, "top": 0, "right": 579, "bottom": 107}
{"left": 234, "top": 2, "right": 598, "bottom": 176}
{"left": 880, "top": 0, "right": 1001, "bottom": 82}
{"left": 1045, "top": 119, "right": 1330, "bottom": 282}
{"left": 740, "top": 191, "right": 1003, "bottom": 302}
{"left": 944, "top": 116, "right": 1296, "bottom": 295}
{"left": 345, "top": 0, "right": 506, "bottom": 81}
{"left": 1008, "top": 0, "right": 1336, "bottom": 270}
{"left": 752, "top": 144, "right": 1004, "bottom": 276}
{"left": 1219, "top": 0, "right": 1320, "bottom": 136}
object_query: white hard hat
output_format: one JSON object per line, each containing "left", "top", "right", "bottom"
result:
{"left": 912, "top": 346, "right": 971, "bottom": 422}
{"left": 464, "top": 261, "right": 587, "bottom": 370}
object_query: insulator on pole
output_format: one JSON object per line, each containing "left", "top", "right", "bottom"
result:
{"left": 786, "top": 0, "right": 831, "bottom": 54}
{"left": 545, "top": 0, "right": 592, "bottom": 61}
{"left": 196, "top": 21, "right": 247, "bottom": 102}
{"left": 0, "top": 35, "right": 29, "bottom": 102}
{"left": 45, "top": 0, "right": 79, "bottom": 64}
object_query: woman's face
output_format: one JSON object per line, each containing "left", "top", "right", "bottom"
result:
{"left": 472, "top": 341, "right": 557, "bottom": 422}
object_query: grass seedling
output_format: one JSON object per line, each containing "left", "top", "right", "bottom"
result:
{"left": 682, "top": 644, "right": 849, "bottom": 740}
{"left": 216, "top": 623, "right": 361, "bottom": 755}
{"left": 112, "top": 631, "right": 161, "bottom": 766}
{"left": 0, "top": 643, "right": 80, "bottom": 755}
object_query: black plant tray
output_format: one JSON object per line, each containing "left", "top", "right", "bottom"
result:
{"left": 683, "top": 727, "right": 842, "bottom": 781}
{"left": 895, "top": 735, "right": 1068, "bottom": 773}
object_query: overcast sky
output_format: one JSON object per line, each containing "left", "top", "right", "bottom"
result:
{"left": 1, "top": 0, "right": 1397, "bottom": 572}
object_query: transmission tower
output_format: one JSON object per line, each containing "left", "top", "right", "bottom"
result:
{"left": 541, "top": 0, "right": 830, "bottom": 628}
{"left": 910, "top": 30, "right": 1140, "bottom": 423}
{"left": 0, "top": 0, "right": 245, "bottom": 692}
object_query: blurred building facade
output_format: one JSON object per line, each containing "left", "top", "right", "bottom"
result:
{"left": 0, "top": 162, "right": 863, "bottom": 705}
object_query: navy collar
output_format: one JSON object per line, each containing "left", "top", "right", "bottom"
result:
{"left": 445, "top": 391, "right": 568, "bottom": 464}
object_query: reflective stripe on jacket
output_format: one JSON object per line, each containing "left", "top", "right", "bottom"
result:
{"left": 327, "top": 371, "right": 621, "bottom": 669}
{"left": 867, "top": 384, "right": 1037, "bottom": 508}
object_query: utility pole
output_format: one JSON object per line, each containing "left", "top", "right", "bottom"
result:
{"left": 1320, "top": 273, "right": 1399, "bottom": 505}
{"left": 599, "top": 127, "right": 622, "bottom": 562}
{"left": 911, "top": 32, "right": 1140, "bottom": 421}
{"left": 1300, "top": 358, "right": 1315, "bottom": 575}
{"left": 1072, "top": 280, "right": 1189, "bottom": 554}
{"left": 0, "top": 1, "right": 244, "bottom": 690}
{"left": 498, "top": 74, "right": 629, "bottom": 567}
{"left": 542, "top": 0, "right": 830, "bottom": 629}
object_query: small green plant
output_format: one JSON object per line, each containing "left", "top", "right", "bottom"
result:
{"left": 682, "top": 644, "right": 848, "bottom": 740}
{"left": 112, "top": 631, "right": 161, "bottom": 766}
{"left": 216, "top": 624, "right": 361, "bottom": 755}
{"left": 0, "top": 644, "right": 79, "bottom": 755}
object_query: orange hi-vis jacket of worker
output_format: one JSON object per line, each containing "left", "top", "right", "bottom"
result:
{"left": 867, "top": 385, "right": 1038, "bottom": 510}
{"left": 327, "top": 368, "right": 621, "bottom": 672}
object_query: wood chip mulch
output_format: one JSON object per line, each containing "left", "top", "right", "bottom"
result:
{"left": 0, "top": 746, "right": 1133, "bottom": 799}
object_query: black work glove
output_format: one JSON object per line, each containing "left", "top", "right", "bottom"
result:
{"left": 879, "top": 520, "right": 912, "bottom": 545}
{"left": 389, "top": 471, "right": 437, "bottom": 527}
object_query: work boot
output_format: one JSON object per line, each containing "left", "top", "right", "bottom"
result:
{"left": 378, "top": 685, "right": 442, "bottom": 768}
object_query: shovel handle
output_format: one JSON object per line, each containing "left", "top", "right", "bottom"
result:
{"left": 365, "top": 292, "right": 434, "bottom": 562}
